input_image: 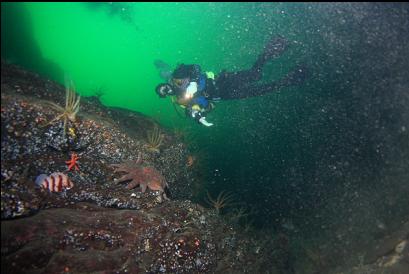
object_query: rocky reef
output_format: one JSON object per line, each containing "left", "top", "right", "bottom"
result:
{"left": 1, "top": 62, "right": 296, "bottom": 274}
{"left": 1, "top": 61, "right": 198, "bottom": 218}
{"left": 1, "top": 61, "right": 408, "bottom": 274}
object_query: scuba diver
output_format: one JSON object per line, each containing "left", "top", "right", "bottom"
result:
{"left": 155, "top": 36, "right": 308, "bottom": 127}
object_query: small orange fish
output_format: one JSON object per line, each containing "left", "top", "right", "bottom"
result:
{"left": 35, "top": 172, "right": 74, "bottom": 192}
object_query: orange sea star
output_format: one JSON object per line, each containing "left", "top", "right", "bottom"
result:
{"left": 111, "top": 155, "right": 169, "bottom": 200}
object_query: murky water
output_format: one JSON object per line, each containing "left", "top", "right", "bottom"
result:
{"left": 2, "top": 2, "right": 409, "bottom": 273}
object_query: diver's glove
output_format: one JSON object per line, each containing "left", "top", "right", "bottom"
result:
{"left": 185, "top": 82, "right": 198, "bottom": 99}
{"left": 199, "top": 117, "right": 214, "bottom": 127}
{"left": 190, "top": 109, "right": 214, "bottom": 127}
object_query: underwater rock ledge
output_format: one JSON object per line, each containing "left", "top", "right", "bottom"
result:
{"left": 1, "top": 60, "right": 198, "bottom": 219}
{"left": 0, "top": 61, "right": 286, "bottom": 274}
{"left": 2, "top": 62, "right": 408, "bottom": 274}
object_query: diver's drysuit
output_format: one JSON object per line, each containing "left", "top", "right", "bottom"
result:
{"left": 157, "top": 36, "right": 308, "bottom": 126}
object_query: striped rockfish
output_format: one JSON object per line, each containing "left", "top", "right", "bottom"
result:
{"left": 35, "top": 172, "right": 74, "bottom": 192}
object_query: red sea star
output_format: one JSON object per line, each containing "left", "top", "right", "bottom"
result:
{"left": 66, "top": 153, "right": 80, "bottom": 171}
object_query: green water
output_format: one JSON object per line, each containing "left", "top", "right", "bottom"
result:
{"left": 2, "top": 2, "right": 409, "bottom": 266}
{"left": 1, "top": 2, "right": 301, "bottom": 126}
{"left": 1, "top": 2, "right": 322, "bottom": 208}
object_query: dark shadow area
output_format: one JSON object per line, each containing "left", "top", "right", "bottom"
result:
{"left": 197, "top": 3, "right": 409, "bottom": 269}
{"left": 1, "top": 3, "right": 64, "bottom": 83}
{"left": 83, "top": 2, "right": 139, "bottom": 30}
